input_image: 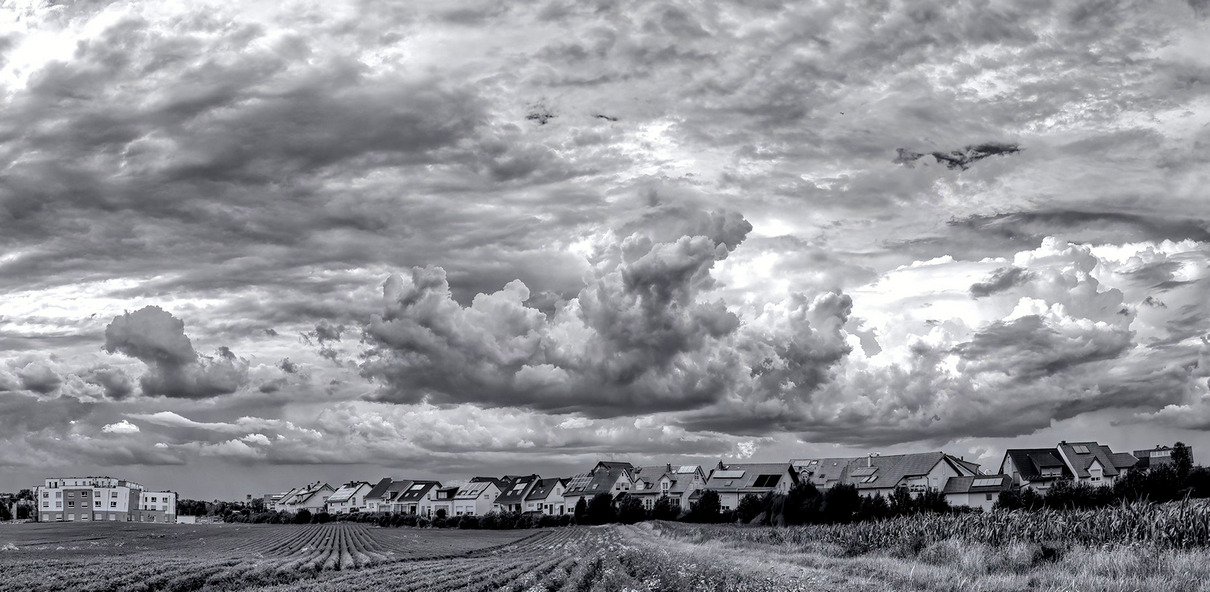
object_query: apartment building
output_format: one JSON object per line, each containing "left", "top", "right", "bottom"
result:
{"left": 35, "top": 477, "right": 177, "bottom": 523}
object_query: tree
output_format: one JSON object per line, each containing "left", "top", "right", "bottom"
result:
{"left": 1173, "top": 442, "right": 1193, "bottom": 482}
{"left": 250, "top": 498, "right": 266, "bottom": 513}
{"left": 821, "top": 483, "right": 861, "bottom": 523}
{"left": 915, "top": 488, "right": 950, "bottom": 514}
{"left": 16, "top": 489, "right": 33, "bottom": 501}
{"left": 293, "top": 509, "right": 312, "bottom": 524}
{"left": 651, "top": 496, "right": 679, "bottom": 521}
{"left": 888, "top": 486, "right": 913, "bottom": 516}
{"left": 736, "top": 494, "right": 764, "bottom": 524}
{"left": 616, "top": 495, "right": 646, "bottom": 525}
{"left": 587, "top": 493, "right": 616, "bottom": 525}
{"left": 573, "top": 497, "right": 588, "bottom": 522}
{"left": 0, "top": 501, "right": 11, "bottom": 521}
{"left": 689, "top": 490, "right": 720, "bottom": 523}
{"left": 782, "top": 482, "right": 822, "bottom": 525}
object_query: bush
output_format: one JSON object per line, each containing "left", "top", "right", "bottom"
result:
{"left": 293, "top": 509, "right": 312, "bottom": 524}
{"left": 616, "top": 496, "right": 646, "bottom": 525}
{"left": 652, "top": 496, "right": 680, "bottom": 521}
{"left": 457, "top": 515, "right": 479, "bottom": 529}
{"left": 687, "top": 490, "right": 721, "bottom": 523}
{"left": 736, "top": 494, "right": 764, "bottom": 524}
{"left": 435, "top": 508, "right": 447, "bottom": 519}
{"left": 587, "top": 493, "right": 616, "bottom": 525}
{"left": 574, "top": 497, "right": 588, "bottom": 522}
{"left": 821, "top": 484, "right": 861, "bottom": 523}
{"left": 313, "top": 511, "right": 331, "bottom": 524}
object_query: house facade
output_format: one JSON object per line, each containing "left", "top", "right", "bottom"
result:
{"left": 1133, "top": 445, "right": 1194, "bottom": 470}
{"left": 1000, "top": 448, "right": 1073, "bottom": 492}
{"left": 424, "top": 486, "right": 459, "bottom": 518}
{"left": 325, "top": 482, "right": 372, "bottom": 514}
{"left": 630, "top": 465, "right": 707, "bottom": 511}
{"left": 278, "top": 482, "right": 334, "bottom": 513}
{"left": 705, "top": 462, "right": 798, "bottom": 511}
{"left": 35, "top": 477, "right": 177, "bottom": 523}
{"left": 563, "top": 461, "right": 635, "bottom": 510}
{"left": 846, "top": 453, "right": 980, "bottom": 498}
{"left": 942, "top": 475, "right": 1012, "bottom": 511}
{"left": 390, "top": 481, "right": 440, "bottom": 515}
{"left": 524, "top": 478, "right": 566, "bottom": 515}
{"left": 1055, "top": 441, "right": 1136, "bottom": 487}
{"left": 452, "top": 481, "right": 500, "bottom": 516}
{"left": 494, "top": 475, "right": 541, "bottom": 513}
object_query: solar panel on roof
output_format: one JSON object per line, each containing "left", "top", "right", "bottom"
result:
{"left": 713, "top": 470, "right": 745, "bottom": 479}
{"left": 1073, "top": 445, "right": 1089, "bottom": 454}
{"left": 676, "top": 465, "right": 697, "bottom": 474}
{"left": 752, "top": 474, "right": 781, "bottom": 488}
{"left": 851, "top": 467, "right": 877, "bottom": 477}
{"left": 971, "top": 478, "right": 1002, "bottom": 487}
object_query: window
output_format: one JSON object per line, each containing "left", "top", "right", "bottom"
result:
{"left": 43, "top": 492, "right": 49, "bottom": 498}
{"left": 986, "top": 494, "right": 993, "bottom": 501}
{"left": 67, "top": 492, "right": 75, "bottom": 498}
{"left": 111, "top": 502, "right": 117, "bottom": 508}
{"left": 55, "top": 491, "right": 61, "bottom": 498}
{"left": 68, "top": 501, "right": 75, "bottom": 508}
{"left": 43, "top": 502, "right": 49, "bottom": 508}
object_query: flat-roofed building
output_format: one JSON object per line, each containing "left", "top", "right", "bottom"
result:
{"left": 35, "top": 477, "right": 177, "bottom": 524}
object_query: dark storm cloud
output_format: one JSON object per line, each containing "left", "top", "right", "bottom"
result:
{"left": 895, "top": 143, "right": 1021, "bottom": 170}
{"left": 969, "top": 266, "right": 1034, "bottom": 298}
{"left": 103, "top": 306, "right": 249, "bottom": 398}
{"left": 80, "top": 366, "right": 135, "bottom": 400}
{"left": 951, "top": 211, "right": 1210, "bottom": 246}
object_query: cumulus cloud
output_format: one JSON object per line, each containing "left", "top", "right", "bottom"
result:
{"left": 101, "top": 420, "right": 140, "bottom": 434}
{"left": 103, "top": 306, "right": 249, "bottom": 398}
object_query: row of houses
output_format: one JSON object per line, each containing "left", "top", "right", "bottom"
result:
{"left": 263, "top": 441, "right": 1184, "bottom": 518}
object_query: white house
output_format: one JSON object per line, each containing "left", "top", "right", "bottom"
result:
{"left": 325, "top": 482, "right": 372, "bottom": 514}
{"left": 424, "top": 486, "right": 459, "bottom": 518}
{"left": 845, "top": 452, "right": 980, "bottom": 498}
{"left": 278, "top": 482, "right": 334, "bottom": 513}
{"left": 562, "top": 461, "right": 635, "bottom": 511}
{"left": 494, "top": 475, "right": 541, "bottom": 513}
{"left": 630, "top": 465, "right": 707, "bottom": 511}
{"left": 452, "top": 481, "right": 500, "bottom": 516}
{"left": 942, "top": 475, "right": 1012, "bottom": 511}
{"left": 524, "top": 478, "right": 567, "bottom": 515}
{"left": 1000, "top": 448, "right": 1072, "bottom": 492}
{"left": 390, "top": 481, "right": 440, "bottom": 515}
{"left": 704, "top": 462, "right": 798, "bottom": 511}
{"left": 1056, "top": 441, "right": 1137, "bottom": 487}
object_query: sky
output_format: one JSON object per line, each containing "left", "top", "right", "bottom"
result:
{"left": 1, "top": 0, "right": 1209, "bottom": 500}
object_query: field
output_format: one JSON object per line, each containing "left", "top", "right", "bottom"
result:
{"left": 4, "top": 508, "right": 1210, "bottom": 592}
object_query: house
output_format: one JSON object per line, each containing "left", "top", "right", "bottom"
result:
{"left": 1000, "top": 448, "right": 1073, "bottom": 492}
{"left": 364, "top": 478, "right": 414, "bottom": 513}
{"left": 325, "top": 482, "right": 372, "bottom": 514}
{"left": 452, "top": 481, "right": 501, "bottom": 516}
{"left": 495, "top": 475, "right": 541, "bottom": 513}
{"left": 629, "top": 465, "right": 707, "bottom": 511}
{"left": 704, "top": 462, "right": 798, "bottom": 511}
{"left": 278, "top": 482, "right": 335, "bottom": 513}
{"left": 524, "top": 478, "right": 567, "bottom": 515}
{"left": 424, "top": 486, "right": 459, "bottom": 518}
{"left": 390, "top": 481, "right": 440, "bottom": 515}
{"left": 1132, "top": 445, "right": 1193, "bottom": 470}
{"left": 791, "top": 457, "right": 863, "bottom": 489}
{"left": 842, "top": 452, "right": 980, "bottom": 498}
{"left": 35, "top": 477, "right": 176, "bottom": 523}
{"left": 1056, "top": 441, "right": 1136, "bottom": 487}
{"left": 942, "top": 475, "right": 1012, "bottom": 511}
{"left": 562, "top": 461, "right": 635, "bottom": 511}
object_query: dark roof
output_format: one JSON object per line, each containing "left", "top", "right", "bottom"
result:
{"left": 394, "top": 481, "right": 440, "bottom": 502}
{"left": 942, "top": 475, "right": 1012, "bottom": 495}
{"left": 497, "top": 475, "right": 540, "bottom": 504}
{"left": 1058, "top": 442, "right": 1135, "bottom": 478}
{"left": 525, "top": 478, "right": 564, "bottom": 501}
{"left": 365, "top": 478, "right": 394, "bottom": 501}
{"left": 470, "top": 476, "right": 508, "bottom": 490}
{"left": 595, "top": 461, "right": 634, "bottom": 471}
{"left": 792, "top": 457, "right": 863, "bottom": 488}
{"left": 842, "top": 453, "right": 975, "bottom": 490}
{"left": 567, "top": 466, "right": 630, "bottom": 496}
{"left": 1004, "top": 449, "right": 1073, "bottom": 481}
{"left": 705, "top": 463, "right": 796, "bottom": 492}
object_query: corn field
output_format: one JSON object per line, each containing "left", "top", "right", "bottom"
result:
{"left": 655, "top": 499, "right": 1210, "bottom": 552}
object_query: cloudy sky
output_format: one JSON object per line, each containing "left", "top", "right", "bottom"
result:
{"left": 2, "top": 0, "right": 1209, "bottom": 500}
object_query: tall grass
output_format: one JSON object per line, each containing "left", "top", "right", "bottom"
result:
{"left": 656, "top": 499, "right": 1210, "bottom": 552}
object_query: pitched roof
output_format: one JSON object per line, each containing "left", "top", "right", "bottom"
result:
{"left": 326, "top": 482, "right": 370, "bottom": 504}
{"left": 525, "top": 478, "right": 564, "bottom": 501}
{"left": 942, "top": 475, "right": 1012, "bottom": 494}
{"left": 365, "top": 478, "right": 394, "bottom": 501}
{"left": 394, "top": 481, "right": 440, "bottom": 503}
{"left": 454, "top": 481, "right": 498, "bottom": 500}
{"left": 566, "top": 466, "right": 631, "bottom": 497}
{"left": 470, "top": 476, "right": 508, "bottom": 490}
{"left": 497, "top": 475, "right": 540, "bottom": 504}
{"left": 792, "top": 457, "right": 863, "bottom": 488}
{"left": 843, "top": 452, "right": 975, "bottom": 490}
{"left": 705, "top": 463, "right": 795, "bottom": 492}
{"left": 1059, "top": 442, "right": 1135, "bottom": 478}
{"left": 1005, "top": 448, "right": 1073, "bottom": 481}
